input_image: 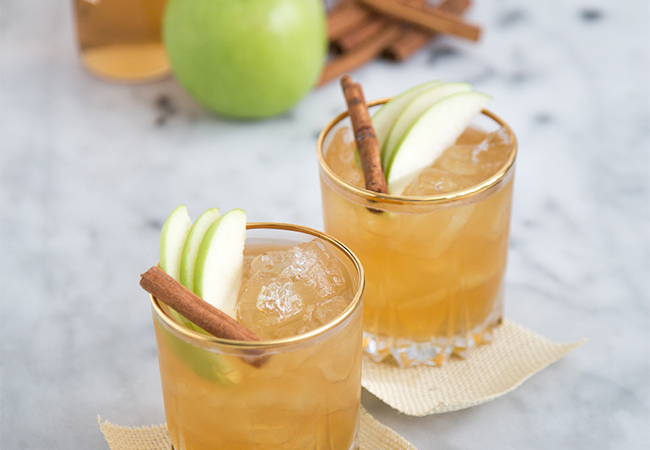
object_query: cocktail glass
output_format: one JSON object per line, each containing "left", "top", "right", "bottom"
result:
{"left": 317, "top": 99, "right": 517, "bottom": 367}
{"left": 151, "top": 223, "right": 364, "bottom": 450}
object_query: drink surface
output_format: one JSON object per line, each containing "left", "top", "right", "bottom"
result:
{"left": 153, "top": 238, "right": 361, "bottom": 449}
{"left": 320, "top": 121, "right": 515, "bottom": 366}
{"left": 74, "top": 0, "right": 169, "bottom": 81}
{"left": 325, "top": 125, "right": 512, "bottom": 196}
{"left": 238, "top": 240, "right": 355, "bottom": 340}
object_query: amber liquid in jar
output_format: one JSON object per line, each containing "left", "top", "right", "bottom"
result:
{"left": 73, "top": 0, "right": 169, "bottom": 82}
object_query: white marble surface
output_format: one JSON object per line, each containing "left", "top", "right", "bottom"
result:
{"left": 1, "top": 0, "right": 648, "bottom": 449}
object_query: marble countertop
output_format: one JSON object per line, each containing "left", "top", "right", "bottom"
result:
{"left": 1, "top": 0, "right": 648, "bottom": 448}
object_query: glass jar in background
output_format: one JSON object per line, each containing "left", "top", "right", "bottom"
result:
{"left": 73, "top": 0, "right": 169, "bottom": 82}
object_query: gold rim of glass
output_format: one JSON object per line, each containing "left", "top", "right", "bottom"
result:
{"left": 150, "top": 222, "right": 365, "bottom": 348}
{"left": 316, "top": 98, "right": 518, "bottom": 205}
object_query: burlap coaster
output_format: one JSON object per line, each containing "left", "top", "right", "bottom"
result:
{"left": 361, "top": 320, "right": 586, "bottom": 416}
{"left": 99, "top": 405, "right": 416, "bottom": 450}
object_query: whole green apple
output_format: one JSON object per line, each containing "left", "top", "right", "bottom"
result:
{"left": 163, "top": 0, "right": 327, "bottom": 119}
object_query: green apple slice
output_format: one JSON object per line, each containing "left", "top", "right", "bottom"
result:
{"left": 179, "top": 207, "right": 221, "bottom": 291}
{"left": 382, "top": 82, "right": 473, "bottom": 170}
{"left": 159, "top": 204, "right": 192, "bottom": 280}
{"left": 156, "top": 319, "right": 239, "bottom": 385}
{"left": 194, "top": 209, "right": 246, "bottom": 319}
{"left": 371, "top": 80, "right": 441, "bottom": 156}
{"left": 386, "top": 91, "right": 492, "bottom": 195}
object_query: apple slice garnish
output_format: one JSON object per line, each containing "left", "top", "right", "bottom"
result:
{"left": 179, "top": 207, "right": 221, "bottom": 291}
{"left": 193, "top": 208, "right": 246, "bottom": 319}
{"left": 382, "top": 82, "right": 472, "bottom": 171}
{"left": 371, "top": 79, "right": 441, "bottom": 156}
{"left": 386, "top": 91, "right": 492, "bottom": 195}
{"left": 159, "top": 204, "right": 192, "bottom": 280}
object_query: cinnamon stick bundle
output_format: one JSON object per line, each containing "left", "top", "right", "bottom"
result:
{"left": 327, "top": 0, "right": 372, "bottom": 41}
{"left": 330, "top": 0, "right": 428, "bottom": 55}
{"left": 321, "top": 0, "right": 478, "bottom": 84}
{"left": 319, "top": 23, "right": 403, "bottom": 85}
{"left": 359, "top": 0, "right": 481, "bottom": 41}
{"left": 332, "top": 13, "right": 391, "bottom": 54}
{"left": 384, "top": 0, "right": 471, "bottom": 61}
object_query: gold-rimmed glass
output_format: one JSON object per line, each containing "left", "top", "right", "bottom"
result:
{"left": 151, "top": 223, "right": 365, "bottom": 450}
{"left": 317, "top": 99, "right": 517, "bottom": 367}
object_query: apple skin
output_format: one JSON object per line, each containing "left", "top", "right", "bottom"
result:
{"left": 159, "top": 204, "right": 191, "bottom": 281}
{"left": 163, "top": 0, "right": 327, "bottom": 119}
{"left": 386, "top": 91, "right": 491, "bottom": 195}
{"left": 193, "top": 209, "right": 246, "bottom": 319}
{"left": 372, "top": 80, "right": 441, "bottom": 156}
{"left": 179, "top": 207, "right": 221, "bottom": 292}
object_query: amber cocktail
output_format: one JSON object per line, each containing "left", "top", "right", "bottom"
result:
{"left": 151, "top": 223, "right": 364, "bottom": 450}
{"left": 317, "top": 100, "right": 516, "bottom": 367}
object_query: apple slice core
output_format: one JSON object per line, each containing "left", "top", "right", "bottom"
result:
{"left": 386, "top": 91, "right": 492, "bottom": 195}
{"left": 193, "top": 209, "right": 246, "bottom": 319}
{"left": 179, "top": 207, "right": 221, "bottom": 291}
{"left": 159, "top": 204, "right": 192, "bottom": 280}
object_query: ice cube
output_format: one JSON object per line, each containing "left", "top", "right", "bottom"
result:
{"left": 325, "top": 127, "right": 365, "bottom": 188}
{"left": 257, "top": 278, "right": 304, "bottom": 320}
{"left": 439, "top": 144, "right": 483, "bottom": 176}
{"left": 238, "top": 255, "right": 255, "bottom": 292}
{"left": 406, "top": 128, "right": 512, "bottom": 195}
{"left": 314, "top": 296, "right": 349, "bottom": 325}
{"left": 302, "top": 295, "right": 349, "bottom": 327}
{"left": 249, "top": 251, "right": 284, "bottom": 274}
{"left": 404, "top": 167, "right": 466, "bottom": 195}
{"left": 441, "top": 128, "right": 511, "bottom": 179}
{"left": 237, "top": 272, "right": 304, "bottom": 337}
{"left": 340, "top": 165, "right": 364, "bottom": 188}
{"left": 251, "top": 241, "right": 348, "bottom": 299}
{"left": 238, "top": 240, "right": 352, "bottom": 339}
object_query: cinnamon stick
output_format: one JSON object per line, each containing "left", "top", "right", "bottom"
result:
{"left": 384, "top": 0, "right": 471, "bottom": 61}
{"left": 327, "top": 1, "right": 372, "bottom": 41}
{"left": 359, "top": 0, "right": 481, "bottom": 42}
{"left": 327, "top": 0, "right": 353, "bottom": 15}
{"left": 332, "top": 13, "right": 392, "bottom": 54}
{"left": 340, "top": 75, "right": 388, "bottom": 195}
{"left": 331, "top": 0, "right": 429, "bottom": 54}
{"left": 319, "top": 23, "right": 403, "bottom": 85}
{"left": 141, "top": 266, "right": 262, "bottom": 342}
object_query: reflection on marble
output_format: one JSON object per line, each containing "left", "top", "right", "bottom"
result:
{"left": 1, "top": 0, "right": 648, "bottom": 449}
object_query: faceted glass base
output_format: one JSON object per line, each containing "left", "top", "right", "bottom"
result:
{"left": 363, "top": 317, "right": 502, "bottom": 368}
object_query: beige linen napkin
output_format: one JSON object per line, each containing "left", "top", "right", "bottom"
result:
{"left": 361, "top": 320, "right": 586, "bottom": 416}
{"left": 99, "top": 405, "right": 416, "bottom": 450}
